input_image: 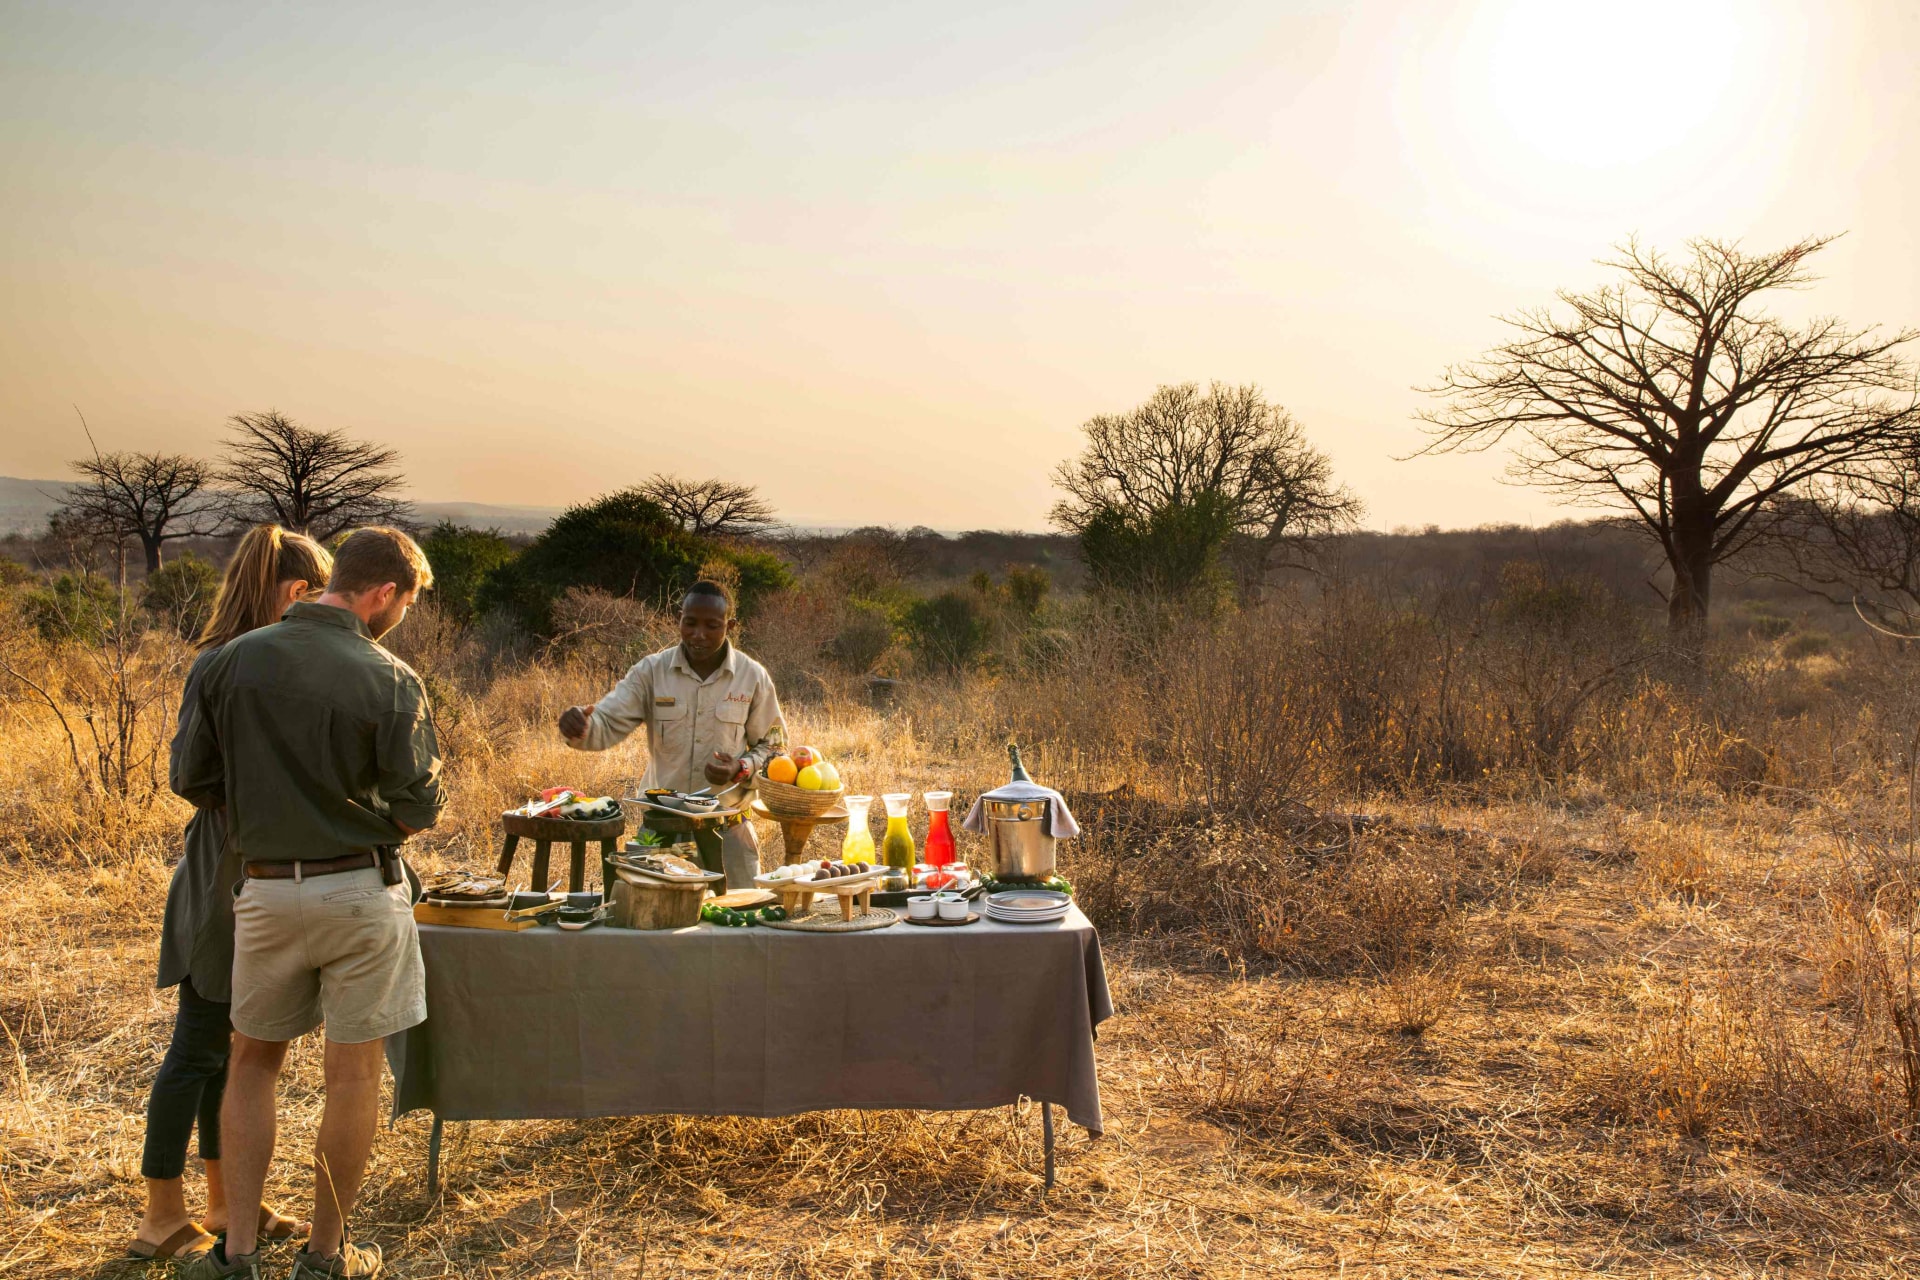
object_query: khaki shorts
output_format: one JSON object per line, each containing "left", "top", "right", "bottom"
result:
{"left": 231, "top": 867, "right": 425, "bottom": 1044}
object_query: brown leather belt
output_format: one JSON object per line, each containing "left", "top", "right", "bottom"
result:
{"left": 244, "top": 851, "right": 379, "bottom": 880}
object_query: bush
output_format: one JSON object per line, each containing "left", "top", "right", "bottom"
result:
{"left": 477, "top": 490, "right": 708, "bottom": 634}
{"left": 141, "top": 553, "right": 221, "bottom": 638}
{"left": 827, "top": 601, "right": 895, "bottom": 674}
{"left": 716, "top": 545, "right": 795, "bottom": 617}
{"left": 477, "top": 491, "right": 794, "bottom": 635}
{"left": 421, "top": 522, "right": 518, "bottom": 623}
{"left": 21, "top": 573, "right": 122, "bottom": 642}
{"left": 903, "top": 589, "right": 991, "bottom": 674}
{"left": 1077, "top": 494, "right": 1236, "bottom": 608}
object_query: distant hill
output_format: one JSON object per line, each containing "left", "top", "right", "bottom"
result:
{"left": 410, "top": 500, "right": 562, "bottom": 536}
{"left": 0, "top": 476, "right": 75, "bottom": 535}
{"left": 0, "top": 477, "right": 567, "bottom": 538}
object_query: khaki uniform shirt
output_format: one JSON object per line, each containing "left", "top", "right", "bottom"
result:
{"left": 172, "top": 602, "right": 445, "bottom": 861}
{"left": 569, "top": 642, "right": 785, "bottom": 791}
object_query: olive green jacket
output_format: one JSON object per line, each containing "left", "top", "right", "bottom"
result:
{"left": 171, "top": 602, "right": 444, "bottom": 863}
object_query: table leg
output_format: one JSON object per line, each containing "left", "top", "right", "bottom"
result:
{"left": 779, "top": 817, "right": 819, "bottom": 862}
{"left": 599, "top": 839, "right": 619, "bottom": 897}
{"left": 530, "top": 840, "right": 552, "bottom": 890}
{"left": 427, "top": 1113, "right": 443, "bottom": 1198}
{"left": 568, "top": 840, "right": 587, "bottom": 892}
{"left": 1042, "top": 1101, "right": 1055, "bottom": 1191}
{"left": 495, "top": 833, "right": 520, "bottom": 877}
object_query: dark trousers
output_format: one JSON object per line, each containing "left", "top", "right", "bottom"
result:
{"left": 140, "top": 976, "right": 231, "bottom": 1180}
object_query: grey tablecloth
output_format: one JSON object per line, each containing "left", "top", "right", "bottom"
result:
{"left": 388, "top": 907, "right": 1110, "bottom": 1135}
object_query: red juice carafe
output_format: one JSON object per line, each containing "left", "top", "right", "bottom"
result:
{"left": 922, "top": 790, "right": 956, "bottom": 870}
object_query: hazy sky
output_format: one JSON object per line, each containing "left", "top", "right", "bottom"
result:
{"left": 3, "top": 0, "right": 1917, "bottom": 530}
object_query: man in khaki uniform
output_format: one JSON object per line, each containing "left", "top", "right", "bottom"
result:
{"left": 558, "top": 580, "right": 785, "bottom": 887}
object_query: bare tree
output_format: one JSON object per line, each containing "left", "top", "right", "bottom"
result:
{"left": 1420, "top": 236, "right": 1920, "bottom": 648}
{"left": 635, "top": 475, "right": 778, "bottom": 539}
{"left": 54, "top": 442, "right": 223, "bottom": 574}
{"left": 1770, "top": 457, "right": 1920, "bottom": 628}
{"left": 217, "top": 410, "right": 411, "bottom": 538}
{"left": 1051, "top": 382, "right": 1361, "bottom": 594}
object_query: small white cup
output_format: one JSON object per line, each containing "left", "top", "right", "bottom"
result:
{"left": 937, "top": 895, "right": 969, "bottom": 921}
{"left": 907, "top": 895, "right": 937, "bottom": 920}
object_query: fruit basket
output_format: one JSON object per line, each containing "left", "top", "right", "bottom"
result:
{"left": 756, "top": 776, "right": 845, "bottom": 820}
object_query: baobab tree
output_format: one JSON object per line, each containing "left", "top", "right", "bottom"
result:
{"left": 217, "top": 410, "right": 411, "bottom": 538}
{"left": 1420, "top": 236, "right": 1920, "bottom": 652}
{"left": 55, "top": 447, "right": 223, "bottom": 573}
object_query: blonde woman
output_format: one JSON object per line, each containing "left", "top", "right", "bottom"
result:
{"left": 132, "top": 527, "right": 330, "bottom": 1261}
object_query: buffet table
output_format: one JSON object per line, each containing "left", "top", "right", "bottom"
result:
{"left": 387, "top": 907, "right": 1111, "bottom": 1192}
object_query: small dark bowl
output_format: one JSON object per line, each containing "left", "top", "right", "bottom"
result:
{"left": 565, "top": 891, "right": 602, "bottom": 910}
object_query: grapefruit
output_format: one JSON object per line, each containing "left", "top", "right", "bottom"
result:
{"left": 796, "top": 763, "right": 825, "bottom": 790}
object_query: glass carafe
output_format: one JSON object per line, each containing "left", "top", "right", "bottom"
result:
{"left": 880, "top": 792, "right": 916, "bottom": 873}
{"left": 922, "top": 790, "right": 955, "bottom": 868}
{"left": 840, "top": 795, "right": 876, "bottom": 864}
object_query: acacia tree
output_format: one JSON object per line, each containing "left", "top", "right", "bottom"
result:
{"left": 55, "top": 448, "right": 223, "bottom": 573}
{"left": 635, "top": 475, "right": 778, "bottom": 538}
{"left": 1420, "top": 237, "right": 1920, "bottom": 647}
{"left": 1051, "top": 382, "right": 1360, "bottom": 598}
{"left": 217, "top": 410, "right": 410, "bottom": 538}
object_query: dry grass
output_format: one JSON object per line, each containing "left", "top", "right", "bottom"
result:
{"left": 8, "top": 607, "right": 1920, "bottom": 1276}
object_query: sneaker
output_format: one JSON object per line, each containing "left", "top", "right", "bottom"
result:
{"left": 289, "top": 1240, "right": 383, "bottom": 1278}
{"left": 178, "top": 1240, "right": 263, "bottom": 1280}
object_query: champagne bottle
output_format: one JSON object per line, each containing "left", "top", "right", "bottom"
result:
{"left": 1007, "top": 742, "right": 1033, "bottom": 784}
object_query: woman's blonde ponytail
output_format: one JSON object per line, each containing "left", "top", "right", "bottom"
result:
{"left": 196, "top": 525, "right": 333, "bottom": 650}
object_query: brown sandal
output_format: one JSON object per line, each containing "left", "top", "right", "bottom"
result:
{"left": 127, "top": 1221, "right": 217, "bottom": 1260}
{"left": 259, "top": 1206, "right": 309, "bottom": 1243}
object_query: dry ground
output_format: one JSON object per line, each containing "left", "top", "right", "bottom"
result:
{"left": 8, "top": 779, "right": 1920, "bottom": 1278}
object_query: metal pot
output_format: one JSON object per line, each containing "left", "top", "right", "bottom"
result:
{"left": 984, "top": 796, "right": 1056, "bottom": 879}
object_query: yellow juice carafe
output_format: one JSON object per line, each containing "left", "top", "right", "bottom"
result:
{"left": 880, "top": 792, "right": 917, "bottom": 873}
{"left": 840, "top": 795, "right": 876, "bottom": 864}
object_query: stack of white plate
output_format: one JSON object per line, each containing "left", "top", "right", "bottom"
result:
{"left": 984, "top": 889, "right": 1072, "bottom": 924}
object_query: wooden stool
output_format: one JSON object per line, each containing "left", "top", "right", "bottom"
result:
{"left": 749, "top": 798, "right": 849, "bottom": 864}
{"left": 497, "top": 812, "right": 627, "bottom": 894}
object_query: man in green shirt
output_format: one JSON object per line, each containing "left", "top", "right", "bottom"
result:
{"left": 175, "top": 528, "right": 440, "bottom": 1280}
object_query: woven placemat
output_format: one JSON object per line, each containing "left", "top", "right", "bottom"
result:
{"left": 760, "top": 907, "right": 898, "bottom": 933}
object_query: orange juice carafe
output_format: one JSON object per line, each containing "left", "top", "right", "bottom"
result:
{"left": 880, "top": 792, "right": 916, "bottom": 873}
{"left": 840, "top": 795, "right": 876, "bottom": 864}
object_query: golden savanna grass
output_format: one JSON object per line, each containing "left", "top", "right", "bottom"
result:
{"left": 7, "top": 594, "right": 1920, "bottom": 1277}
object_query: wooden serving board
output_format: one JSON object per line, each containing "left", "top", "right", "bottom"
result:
{"left": 709, "top": 889, "right": 776, "bottom": 912}
{"left": 414, "top": 902, "right": 542, "bottom": 932}
{"left": 753, "top": 867, "right": 885, "bottom": 921}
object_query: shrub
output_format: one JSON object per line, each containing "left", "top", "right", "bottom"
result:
{"left": 421, "top": 522, "right": 518, "bottom": 623}
{"left": 477, "top": 489, "right": 707, "bottom": 634}
{"left": 21, "top": 573, "right": 122, "bottom": 642}
{"left": 903, "top": 589, "right": 991, "bottom": 674}
{"left": 827, "top": 601, "right": 895, "bottom": 674}
{"left": 141, "top": 553, "right": 221, "bottom": 638}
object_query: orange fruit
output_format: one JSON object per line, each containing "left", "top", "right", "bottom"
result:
{"left": 765, "top": 755, "right": 798, "bottom": 784}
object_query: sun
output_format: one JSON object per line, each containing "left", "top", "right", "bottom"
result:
{"left": 1388, "top": 0, "right": 1801, "bottom": 234}
{"left": 1462, "top": 0, "right": 1759, "bottom": 171}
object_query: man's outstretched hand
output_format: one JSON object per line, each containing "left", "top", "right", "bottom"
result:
{"left": 558, "top": 705, "right": 592, "bottom": 740}
{"left": 705, "top": 750, "right": 742, "bottom": 787}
